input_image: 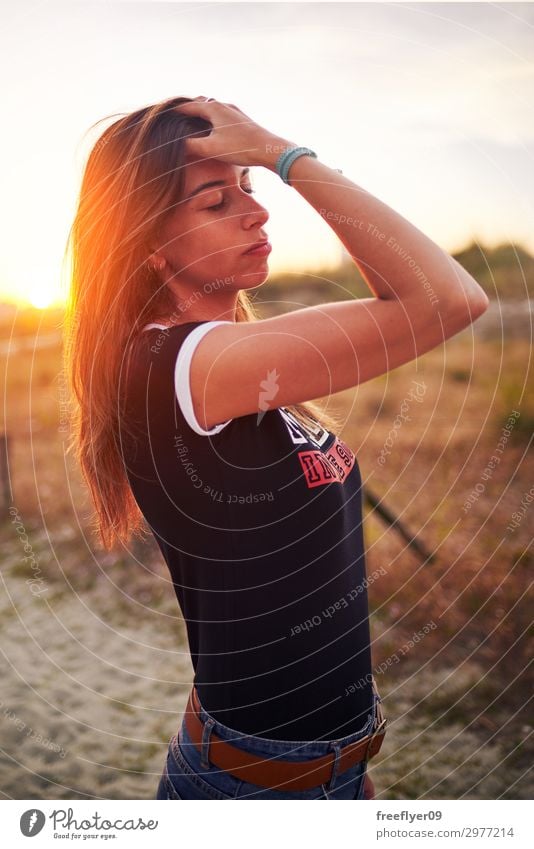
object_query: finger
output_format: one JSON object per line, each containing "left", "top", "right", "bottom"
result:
{"left": 178, "top": 96, "right": 216, "bottom": 106}
{"left": 174, "top": 99, "right": 217, "bottom": 118}
{"left": 182, "top": 135, "right": 211, "bottom": 158}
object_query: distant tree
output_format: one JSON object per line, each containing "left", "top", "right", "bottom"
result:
{"left": 452, "top": 242, "right": 534, "bottom": 300}
{"left": 260, "top": 242, "right": 534, "bottom": 310}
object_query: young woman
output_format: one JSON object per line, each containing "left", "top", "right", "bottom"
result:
{"left": 64, "top": 95, "right": 489, "bottom": 800}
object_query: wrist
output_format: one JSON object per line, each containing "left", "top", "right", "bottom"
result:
{"left": 256, "top": 136, "right": 299, "bottom": 172}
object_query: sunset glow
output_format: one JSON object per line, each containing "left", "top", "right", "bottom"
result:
{"left": 1, "top": 2, "right": 533, "bottom": 308}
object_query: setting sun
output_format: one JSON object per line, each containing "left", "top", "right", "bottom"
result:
{"left": 27, "top": 286, "right": 58, "bottom": 310}
{"left": 1, "top": 260, "right": 67, "bottom": 310}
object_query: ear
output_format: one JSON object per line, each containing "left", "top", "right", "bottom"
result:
{"left": 147, "top": 253, "right": 165, "bottom": 271}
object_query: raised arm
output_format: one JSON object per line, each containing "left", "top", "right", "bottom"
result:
{"left": 258, "top": 141, "right": 489, "bottom": 313}
{"left": 171, "top": 99, "right": 489, "bottom": 432}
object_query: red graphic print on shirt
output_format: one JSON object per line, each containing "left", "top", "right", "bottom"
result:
{"left": 298, "top": 435, "right": 356, "bottom": 488}
{"left": 277, "top": 408, "right": 356, "bottom": 488}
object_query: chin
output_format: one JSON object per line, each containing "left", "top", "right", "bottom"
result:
{"left": 236, "top": 270, "right": 270, "bottom": 290}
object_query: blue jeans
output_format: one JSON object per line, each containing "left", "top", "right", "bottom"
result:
{"left": 155, "top": 687, "right": 383, "bottom": 800}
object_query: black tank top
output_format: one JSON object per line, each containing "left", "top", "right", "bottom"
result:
{"left": 120, "top": 320, "right": 374, "bottom": 740}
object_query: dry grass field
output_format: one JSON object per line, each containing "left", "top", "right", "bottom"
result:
{"left": 0, "top": 300, "right": 532, "bottom": 800}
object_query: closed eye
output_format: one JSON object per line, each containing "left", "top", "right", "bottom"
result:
{"left": 207, "top": 187, "right": 256, "bottom": 211}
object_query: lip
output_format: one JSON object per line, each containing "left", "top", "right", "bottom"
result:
{"left": 242, "top": 240, "right": 272, "bottom": 256}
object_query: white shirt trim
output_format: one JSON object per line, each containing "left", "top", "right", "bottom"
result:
{"left": 141, "top": 322, "right": 169, "bottom": 331}
{"left": 173, "top": 321, "right": 233, "bottom": 436}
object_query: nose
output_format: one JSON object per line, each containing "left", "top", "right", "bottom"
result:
{"left": 242, "top": 193, "right": 269, "bottom": 230}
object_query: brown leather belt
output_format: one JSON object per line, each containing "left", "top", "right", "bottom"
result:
{"left": 183, "top": 686, "right": 387, "bottom": 792}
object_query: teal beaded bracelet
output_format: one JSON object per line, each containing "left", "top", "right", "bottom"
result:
{"left": 275, "top": 146, "right": 317, "bottom": 184}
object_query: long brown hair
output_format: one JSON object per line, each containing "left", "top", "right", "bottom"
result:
{"left": 63, "top": 95, "right": 343, "bottom": 552}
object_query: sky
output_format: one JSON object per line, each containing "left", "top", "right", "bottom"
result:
{"left": 1, "top": 1, "right": 533, "bottom": 308}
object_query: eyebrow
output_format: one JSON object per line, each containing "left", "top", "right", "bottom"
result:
{"left": 184, "top": 167, "right": 251, "bottom": 201}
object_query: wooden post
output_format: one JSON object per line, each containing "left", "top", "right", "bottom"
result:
{"left": 363, "top": 485, "right": 436, "bottom": 564}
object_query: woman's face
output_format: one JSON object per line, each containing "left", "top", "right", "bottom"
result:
{"left": 156, "top": 156, "right": 271, "bottom": 300}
